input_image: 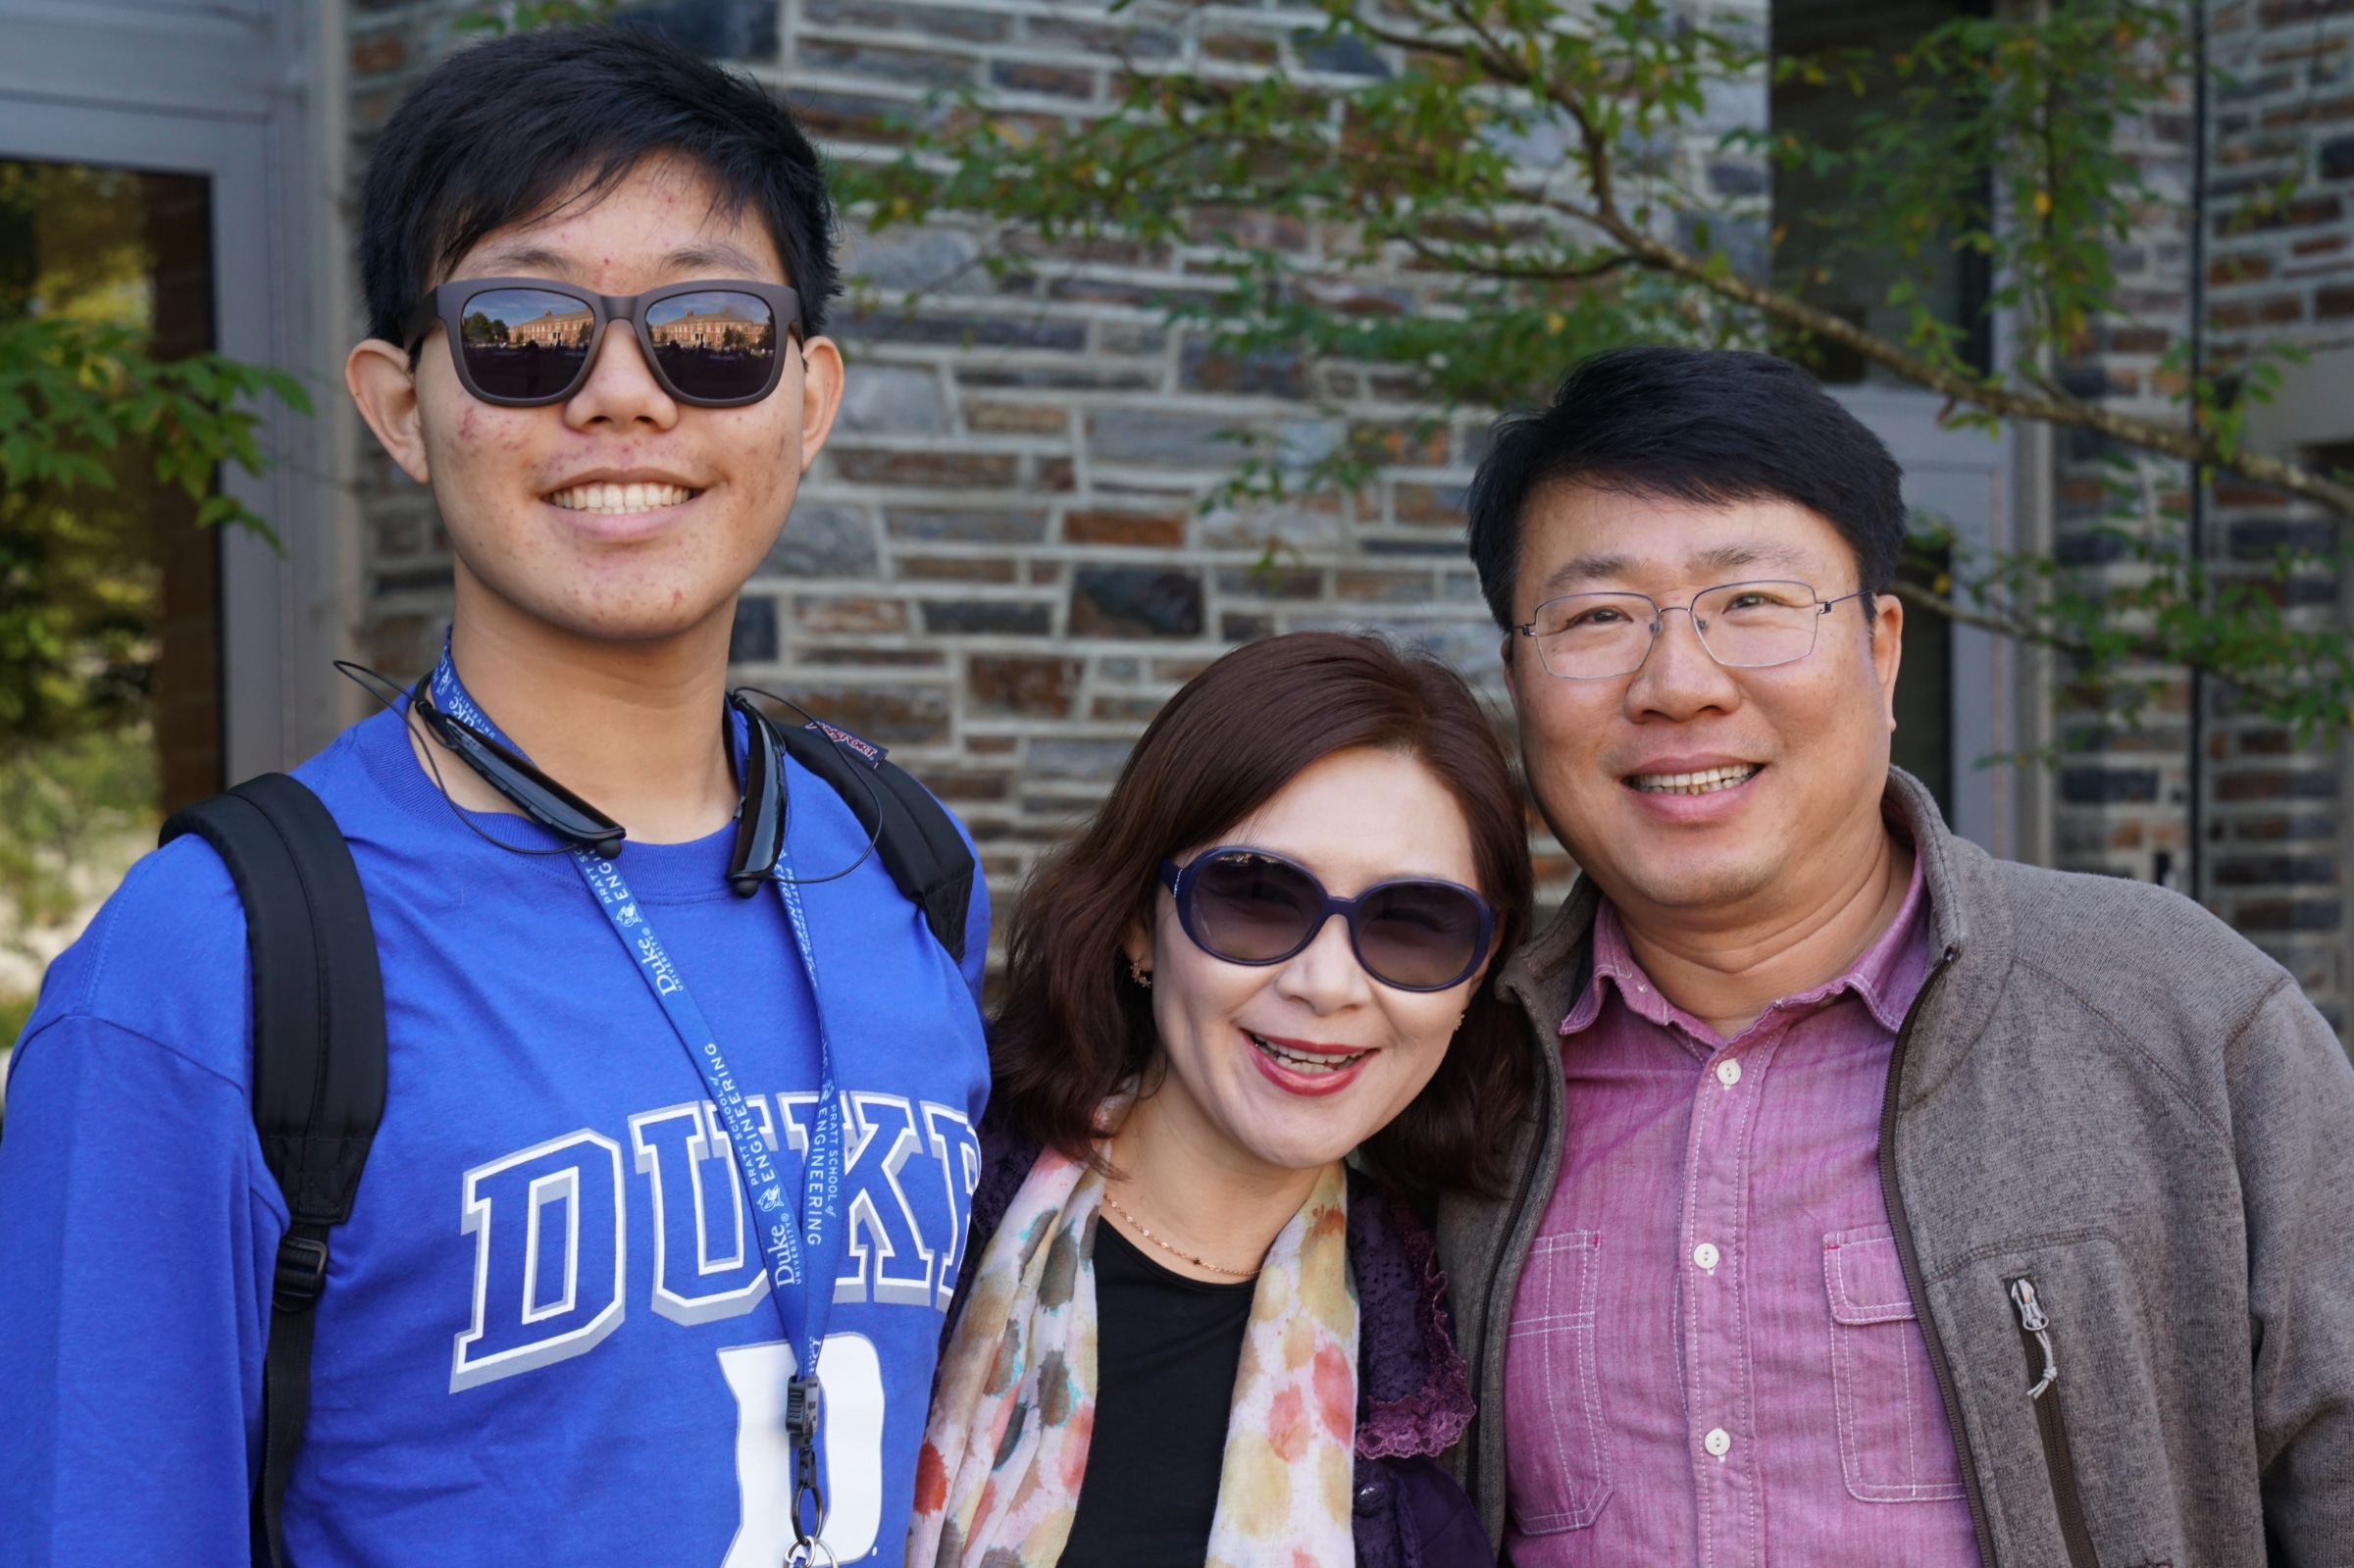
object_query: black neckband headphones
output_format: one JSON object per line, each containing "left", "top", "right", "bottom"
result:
{"left": 354, "top": 664, "right": 876, "bottom": 895}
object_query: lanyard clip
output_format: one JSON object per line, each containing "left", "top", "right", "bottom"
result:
{"left": 786, "top": 1374, "right": 827, "bottom": 1558}
{"left": 786, "top": 1373, "right": 822, "bottom": 1447}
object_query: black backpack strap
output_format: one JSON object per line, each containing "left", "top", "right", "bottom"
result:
{"left": 772, "top": 721, "right": 977, "bottom": 965}
{"left": 161, "top": 774, "right": 386, "bottom": 1568}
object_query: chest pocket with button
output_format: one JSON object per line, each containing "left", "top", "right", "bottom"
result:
{"left": 1502, "top": 1229, "right": 1612, "bottom": 1532}
{"left": 1822, "top": 1224, "right": 1969, "bottom": 1503}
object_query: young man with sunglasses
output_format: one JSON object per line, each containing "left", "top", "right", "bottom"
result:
{"left": 0, "top": 29, "right": 989, "bottom": 1568}
{"left": 1440, "top": 347, "right": 2354, "bottom": 1566}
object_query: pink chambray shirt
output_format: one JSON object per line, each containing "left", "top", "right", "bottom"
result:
{"left": 1502, "top": 834, "right": 1980, "bottom": 1568}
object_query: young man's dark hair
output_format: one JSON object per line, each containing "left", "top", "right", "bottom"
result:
{"left": 358, "top": 25, "right": 839, "bottom": 344}
{"left": 0, "top": 25, "right": 987, "bottom": 1568}
{"left": 1464, "top": 346, "right": 1906, "bottom": 630}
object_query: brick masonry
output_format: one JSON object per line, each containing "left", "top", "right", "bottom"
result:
{"left": 2036, "top": 44, "right": 2204, "bottom": 900}
{"left": 2207, "top": 2, "right": 2354, "bottom": 1024}
{"left": 2067, "top": 1, "right": 2354, "bottom": 1026}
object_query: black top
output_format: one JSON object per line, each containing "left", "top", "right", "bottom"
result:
{"left": 1056, "top": 1222, "right": 1259, "bottom": 1568}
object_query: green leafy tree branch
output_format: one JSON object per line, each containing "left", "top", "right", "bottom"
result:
{"left": 0, "top": 312, "right": 309, "bottom": 750}
{"left": 454, "top": 1, "right": 620, "bottom": 35}
{"left": 840, "top": 0, "right": 2354, "bottom": 734}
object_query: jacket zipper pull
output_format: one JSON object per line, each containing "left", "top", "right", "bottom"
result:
{"left": 2010, "top": 1278, "right": 2058, "bottom": 1399}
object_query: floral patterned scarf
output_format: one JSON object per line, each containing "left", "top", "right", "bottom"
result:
{"left": 907, "top": 1147, "right": 1359, "bottom": 1568}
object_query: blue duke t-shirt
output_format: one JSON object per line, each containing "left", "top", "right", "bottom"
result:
{"left": 0, "top": 708, "right": 991, "bottom": 1567}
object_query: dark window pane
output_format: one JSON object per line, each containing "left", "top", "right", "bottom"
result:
{"left": 730, "top": 594, "right": 780, "bottom": 664}
{"left": 1892, "top": 546, "right": 1956, "bottom": 824}
{"left": 1770, "top": 0, "right": 1993, "bottom": 383}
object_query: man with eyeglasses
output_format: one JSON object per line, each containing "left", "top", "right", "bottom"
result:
{"left": 0, "top": 29, "right": 989, "bottom": 1568}
{"left": 1437, "top": 347, "right": 2354, "bottom": 1567}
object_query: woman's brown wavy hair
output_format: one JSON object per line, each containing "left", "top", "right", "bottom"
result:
{"left": 990, "top": 631, "right": 1536, "bottom": 1199}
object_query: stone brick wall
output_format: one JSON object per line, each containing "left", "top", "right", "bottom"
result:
{"left": 2038, "top": 52, "right": 2201, "bottom": 890}
{"left": 345, "top": 0, "right": 1768, "bottom": 957}
{"left": 1978, "top": 2, "right": 2354, "bottom": 1031}
{"left": 2183, "top": 0, "right": 2354, "bottom": 1023}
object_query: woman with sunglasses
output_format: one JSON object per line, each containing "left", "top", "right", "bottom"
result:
{"left": 908, "top": 632, "right": 1535, "bottom": 1568}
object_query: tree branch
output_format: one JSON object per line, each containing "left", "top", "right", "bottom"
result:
{"left": 1399, "top": 233, "right": 1627, "bottom": 279}
{"left": 1588, "top": 215, "right": 2354, "bottom": 515}
{"left": 1890, "top": 580, "right": 2310, "bottom": 714}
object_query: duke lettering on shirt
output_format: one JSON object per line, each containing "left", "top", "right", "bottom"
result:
{"left": 455, "top": 1089, "right": 980, "bottom": 1392}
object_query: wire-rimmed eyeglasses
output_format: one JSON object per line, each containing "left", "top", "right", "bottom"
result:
{"left": 1515, "top": 581, "right": 1872, "bottom": 681}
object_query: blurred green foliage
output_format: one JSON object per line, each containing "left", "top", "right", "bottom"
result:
{"left": 0, "top": 726, "right": 157, "bottom": 931}
{"left": 0, "top": 162, "right": 308, "bottom": 755}
{"left": 1, "top": 314, "right": 307, "bottom": 747}
{"left": 455, "top": 1, "right": 620, "bottom": 35}
{"left": 0, "top": 161, "right": 305, "bottom": 1025}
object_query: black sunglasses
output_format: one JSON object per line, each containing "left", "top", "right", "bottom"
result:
{"left": 404, "top": 277, "right": 804, "bottom": 408}
{"left": 1158, "top": 847, "right": 1496, "bottom": 993}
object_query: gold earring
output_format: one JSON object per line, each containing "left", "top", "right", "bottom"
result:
{"left": 1128, "top": 958, "right": 1153, "bottom": 988}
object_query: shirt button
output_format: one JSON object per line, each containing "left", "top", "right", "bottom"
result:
{"left": 1715, "top": 1059, "right": 1742, "bottom": 1087}
{"left": 1704, "top": 1427, "right": 1732, "bottom": 1458}
{"left": 1693, "top": 1241, "right": 1720, "bottom": 1272}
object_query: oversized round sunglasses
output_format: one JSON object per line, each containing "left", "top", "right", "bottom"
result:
{"left": 404, "top": 277, "right": 804, "bottom": 408}
{"left": 1159, "top": 847, "right": 1496, "bottom": 993}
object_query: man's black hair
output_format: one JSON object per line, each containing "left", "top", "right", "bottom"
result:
{"left": 359, "top": 26, "right": 837, "bottom": 346}
{"left": 1465, "top": 347, "right": 1906, "bottom": 629}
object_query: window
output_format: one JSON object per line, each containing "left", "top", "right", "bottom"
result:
{"left": 1891, "top": 542, "right": 1954, "bottom": 814}
{"left": 1775, "top": 0, "right": 1998, "bottom": 832}
{"left": 1771, "top": 0, "right": 1993, "bottom": 386}
{"left": 0, "top": 161, "right": 219, "bottom": 1042}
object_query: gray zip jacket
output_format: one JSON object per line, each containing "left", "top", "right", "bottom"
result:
{"left": 1437, "top": 769, "right": 2354, "bottom": 1567}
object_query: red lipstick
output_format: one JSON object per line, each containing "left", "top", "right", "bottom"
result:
{"left": 1242, "top": 1029, "right": 1373, "bottom": 1098}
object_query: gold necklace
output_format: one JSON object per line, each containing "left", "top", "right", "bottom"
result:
{"left": 1100, "top": 1187, "right": 1257, "bottom": 1279}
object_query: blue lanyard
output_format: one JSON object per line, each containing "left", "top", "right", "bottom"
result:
{"left": 427, "top": 649, "right": 843, "bottom": 1538}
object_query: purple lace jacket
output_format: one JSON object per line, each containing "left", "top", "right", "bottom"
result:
{"left": 945, "top": 1122, "right": 1495, "bottom": 1568}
